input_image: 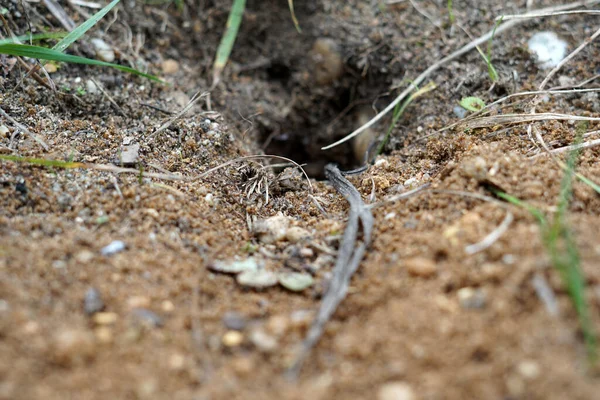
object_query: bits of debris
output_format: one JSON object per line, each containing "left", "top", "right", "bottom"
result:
{"left": 131, "top": 308, "right": 163, "bottom": 328}
{"left": 377, "top": 382, "right": 416, "bottom": 400}
{"left": 249, "top": 328, "right": 278, "bottom": 353}
{"left": 161, "top": 59, "right": 180, "bottom": 75}
{"left": 83, "top": 287, "right": 104, "bottom": 315}
{"left": 285, "top": 227, "right": 311, "bottom": 243}
{"left": 100, "top": 240, "right": 126, "bottom": 256}
{"left": 222, "top": 311, "right": 247, "bottom": 331}
{"left": 93, "top": 312, "right": 118, "bottom": 325}
{"left": 50, "top": 328, "right": 97, "bottom": 367}
{"left": 252, "top": 214, "right": 290, "bottom": 244}
{"left": 278, "top": 272, "right": 315, "bottom": 292}
{"left": 404, "top": 257, "right": 437, "bottom": 278}
{"left": 236, "top": 269, "right": 278, "bottom": 289}
{"left": 457, "top": 287, "right": 487, "bottom": 309}
{"left": 222, "top": 330, "right": 244, "bottom": 348}
{"left": 311, "top": 38, "right": 344, "bottom": 85}
{"left": 208, "top": 257, "right": 259, "bottom": 274}
{"left": 90, "top": 38, "right": 115, "bottom": 63}
{"left": 117, "top": 143, "right": 140, "bottom": 167}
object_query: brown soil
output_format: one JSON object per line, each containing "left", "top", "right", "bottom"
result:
{"left": 2, "top": 0, "right": 600, "bottom": 399}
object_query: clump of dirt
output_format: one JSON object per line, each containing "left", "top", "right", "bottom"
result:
{"left": 2, "top": 0, "right": 600, "bottom": 399}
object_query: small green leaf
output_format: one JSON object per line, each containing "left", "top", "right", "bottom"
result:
{"left": 459, "top": 96, "right": 486, "bottom": 112}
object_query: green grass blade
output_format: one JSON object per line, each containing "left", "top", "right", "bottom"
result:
{"left": 212, "top": 0, "right": 246, "bottom": 85}
{"left": 53, "top": 0, "right": 120, "bottom": 53}
{"left": 0, "top": 43, "right": 163, "bottom": 82}
{"left": 0, "top": 32, "right": 68, "bottom": 45}
{"left": 0, "top": 154, "right": 84, "bottom": 168}
{"left": 288, "top": 0, "right": 301, "bottom": 33}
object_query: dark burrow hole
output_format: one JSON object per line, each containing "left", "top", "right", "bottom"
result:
{"left": 231, "top": 0, "right": 402, "bottom": 179}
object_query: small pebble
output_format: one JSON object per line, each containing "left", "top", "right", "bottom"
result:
{"left": 90, "top": 38, "right": 115, "bottom": 62}
{"left": 453, "top": 105, "right": 468, "bottom": 119}
{"left": 93, "top": 312, "right": 118, "bottom": 325}
{"left": 299, "top": 247, "right": 314, "bottom": 258}
{"left": 209, "top": 257, "right": 258, "bottom": 274}
{"left": 457, "top": 287, "right": 487, "bottom": 309}
{"left": 517, "top": 360, "right": 541, "bottom": 380}
{"left": 222, "top": 311, "right": 247, "bottom": 331}
{"left": 0, "top": 125, "right": 9, "bottom": 138}
{"left": 231, "top": 356, "right": 255, "bottom": 376}
{"left": 253, "top": 214, "right": 290, "bottom": 244}
{"left": 127, "top": 296, "right": 150, "bottom": 310}
{"left": 84, "top": 287, "right": 104, "bottom": 315}
{"left": 377, "top": 382, "right": 416, "bottom": 400}
{"left": 161, "top": 59, "right": 180, "bottom": 74}
{"left": 75, "top": 250, "right": 95, "bottom": 264}
{"left": 249, "top": 329, "right": 278, "bottom": 353}
{"left": 94, "top": 326, "right": 113, "bottom": 344}
{"left": 285, "top": 227, "right": 310, "bottom": 243}
{"left": 86, "top": 79, "right": 98, "bottom": 95}
{"left": 169, "top": 353, "right": 186, "bottom": 370}
{"left": 131, "top": 308, "right": 163, "bottom": 328}
{"left": 100, "top": 240, "right": 126, "bottom": 256}
{"left": 311, "top": 38, "right": 344, "bottom": 85}
{"left": 236, "top": 269, "right": 278, "bottom": 289}
{"left": 278, "top": 272, "right": 315, "bottom": 291}
{"left": 528, "top": 31, "right": 568, "bottom": 69}
{"left": 119, "top": 143, "right": 140, "bottom": 166}
{"left": 222, "top": 330, "right": 244, "bottom": 347}
{"left": 161, "top": 300, "right": 175, "bottom": 313}
{"left": 51, "top": 328, "right": 96, "bottom": 367}
{"left": 43, "top": 63, "right": 58, "bottom": 73}
{"left": 266, "top": 315, "right": 289, "bottom": 337}
{"left": 404, "top": 257, "right": 437, "bottom": 278}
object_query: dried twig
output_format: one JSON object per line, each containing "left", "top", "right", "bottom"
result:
{"left": 150, "top": 91, "right": 208, "bottom": 138}
{"left": 531, "top": 138, "right": 600, "bottom": 157}
{"left": 287, "top": 165, "right": 373, "bottom": 378}
{"left": 459, "top": 112, "right": 600, "bottom": 129}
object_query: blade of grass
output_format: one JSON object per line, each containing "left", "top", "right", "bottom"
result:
{"left": 288, "top": 0, "right": 301, "bottom": 33}
{"left": 212, "top": 0, "right": 246, "bottom": 86}
{"left": 0, "top": 43, "right": 163, "bottom": 82}
{"left": 53, "top": 0, "right": 120, "bottom": 53}
{"left": 0, "top": 32, "right": 67, "bottom": 45}
{"left": 376, "top": 81, "right": 436, "bottom": 156}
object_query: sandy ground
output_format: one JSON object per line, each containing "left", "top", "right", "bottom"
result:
{"left": 2, "top": 0, "right": 600, "bottom": 399}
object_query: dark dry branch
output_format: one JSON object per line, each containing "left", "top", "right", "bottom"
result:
{"left": 287, "top": 164, "right": 374, "bottom": 378}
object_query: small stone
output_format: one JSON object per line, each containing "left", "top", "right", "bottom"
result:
{"left": 168, "top": 353, "right": 186, "bottom": 370}
{"left": 404, "top": 257, "right": 437, "bottom": 278}
{"left": 222, "top": 330, "right": 244, "bottom": 347}
{"left": 231, "top": 356, "right": 255, "bottom": 376}
{"left": 90, "top": 38, "right": 115, "bottom": 62}
{"left": 75, "top": 250, "right": 95, "bottom": 264}
{"left": 457, "top": 287, "right": 487, "bottom": 309}
{"left": 23, "top": 321, "right": 39, "bottom": 335}
{"left": 253, "top": 214, "right": 290, "bottom": 244}
{"left": 100, "top": 240, "right": 126, "bottom": 256}
{"left": 299, "top": 247, "right": 314, "bottom": 258}
{"left": 453, "top": 105, "right": 468, "bottom": 119}
{"left": 249, "top": 329, "right": 278, "bottom": 353}
{"left": 285, "top": 227, "right": 311, "bottom": 243}
{"left": 311, "top": 38, "right": 343, "bottom": 85}
{"left": 84, "top": 287, "right": 104, "bottom": 315}
{"left": 131, "top": 308, "right": 163, "bottom": 328}
{"left": 43, "top": 63, "right": 58, "bottom": 73}
{"left": 118, "top": 143, "right": 140, "bottom": 166}
{"left": 93, "top": 312, "right": 118, "bottom": 325}
{"left": 0, "top": 125, "right": 9, "bottom": 138}
{"left": 377, "top": 382, "right": 415, "bottom": 400}
{"left": 94, "top": 326, "right": 113, "bottom": 344}
{"left": 278, "top": 272, "right": 314, "bottom": 291}
{"left": 161, "top": 59, "right": 180, "bottom": 74}
{"left": 528, "top": 31, "right": 568, "bottom": 69}
{"left": 86, "top": 79, "right": 98, "bottom": 95}
{"left": 51, "top": 328, "right": 96, "bottom": 366}
{"left": 237, "top": 269, "right": 278, "bottom": 289}
{"left": 161, "top": 300, "right": 175, "bottom": 313}
{"left": 127, "top": 296, "right": 151, "bottom": 310}
{"left": 266, "top": 314, "right": 289, "bottom": 337}
{"left": 209, "top": 257, "right": 258, "bottom": 274}
{"left": 517, "top": 360, "right": 541, "bottom": 380}
{"left": 222, "top": 311, "right": 247, "bottom": 331}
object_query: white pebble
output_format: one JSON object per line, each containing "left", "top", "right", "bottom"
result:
{"left": 377, "top": 382, "right": 415, "bottom": 400}
{"left": 528, "top": 32, "right": 567, "bottom": 69}
{"left": 100, "top": 240, "right": 126, "bottom": 256}
{"left": 90, "top": 38, "right": 115, "bottom": 63}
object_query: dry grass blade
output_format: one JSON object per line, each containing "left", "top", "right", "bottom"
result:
{"left": 0, "top": 108, "right": 49, "bottom": 151}
{"left": 150, "top": 91, "right": 207, "bottom": 138}
{"left": 321, "top": 0, "right": 600, "bottom": 150}
{"left": 43, "top": 0, "right": 76, "bottom": 31}
{"left": 459, "top": 113, "right": 600, "bottom": 129}
{"left": 288, "top": 0, "right": 301, "bottom": 33}
{"left": 531, "top": 138, "right": 600, "bottom": 157}
{"left": 497, "top": 9, "right": 600, "bottom": 20}
{"left": 465, "top": 211, "right": 513, "bottom": 255}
